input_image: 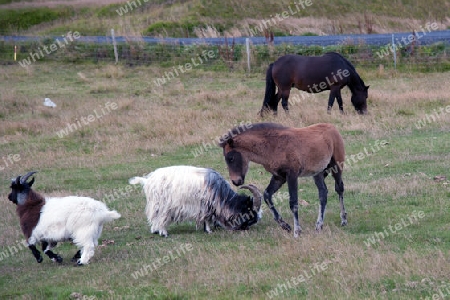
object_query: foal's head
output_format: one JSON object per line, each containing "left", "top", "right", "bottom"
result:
{"left": 220, "top": 139, "right": 249, "bottom": 186}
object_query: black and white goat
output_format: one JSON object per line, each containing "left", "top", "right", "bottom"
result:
{"left": 7, "top": 171, "right": 121, "bottom": 265}
{"left": 129, "top": 165, "right": 262, "bottom": 237}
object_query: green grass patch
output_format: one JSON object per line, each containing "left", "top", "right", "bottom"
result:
{"left": 0, "top": 7, "right": 73, "bottom": 34}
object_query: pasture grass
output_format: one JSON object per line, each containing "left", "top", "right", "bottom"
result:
{"left": 1, "top": 0, "right": 449, "bottom": 36}
{"left": 0, "top": 62, "right": 449, "bottom": 299}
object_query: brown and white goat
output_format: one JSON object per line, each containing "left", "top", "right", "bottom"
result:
{"left": 8, "top": 171, "right": 121, "bottom": 265}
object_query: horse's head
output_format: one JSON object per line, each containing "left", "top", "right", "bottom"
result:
{"left": 220, "top": 138, "right": 249, "bottom": 186}
{"left": 351, "top": 85, "right": 369, "bottom": 115}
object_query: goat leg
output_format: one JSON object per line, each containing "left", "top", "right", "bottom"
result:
{"left": 42, "top": 241, "right": 63, "bottom": 263}
{"left": 28, "top": 245, "right": 43, "bottom": 263}
{"left": 71, "top": 250, "right": 81, "bottom": 263}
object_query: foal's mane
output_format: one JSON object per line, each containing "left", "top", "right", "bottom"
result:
{"left": 324, "top": 52, "right": 366, "bottom": 88}
{"left": 219, "top": 123, "right": 287, "bottom": 147}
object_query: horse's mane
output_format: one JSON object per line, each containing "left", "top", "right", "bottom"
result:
{"left": 246, "top": 122, "right": 287, "bottom": 132}
{"left": 219, "top": 122, "right": 287, "bottom": 147}
{"left": 324, "top": 52, "right": 366, "bottom": 88}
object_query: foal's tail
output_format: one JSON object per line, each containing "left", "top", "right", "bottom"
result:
{"left": 260, "top": 63, "right": 276, "bottom": 117}
{"left": 332, "top": 128, "right": 346, "bottom": 173}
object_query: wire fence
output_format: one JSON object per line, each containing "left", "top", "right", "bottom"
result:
{"left": 1, "top": 34, "right": 449, "bottom": 73}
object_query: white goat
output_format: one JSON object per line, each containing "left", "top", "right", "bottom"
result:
{"left": 8, "top": 171, "right": 121, "bottom": 265}
{"left": 129, "top": 165, "right": 262, "bottom": 237}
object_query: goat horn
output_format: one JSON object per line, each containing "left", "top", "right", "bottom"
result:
{"left": 20, "top": 171, "right": 37, "bottom": 185}
{"left": 240, "top": 184, "right": 262, "bottom": 212}
{"left": 14, "top": 176, "right": 21, "bottom": 185}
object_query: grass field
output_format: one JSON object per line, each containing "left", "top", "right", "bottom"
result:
{"left": 0, "top": 61, "right": 449, "bottom": 299}
{"left": 0, "top": 0, "right": 449, "bottom": 36}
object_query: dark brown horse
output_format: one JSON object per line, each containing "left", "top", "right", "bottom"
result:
{"left": 260, "top": 52, "right": 369, "bottom": 116}
{"left": 219, "top": 122, "right": 347, "bottom": 237}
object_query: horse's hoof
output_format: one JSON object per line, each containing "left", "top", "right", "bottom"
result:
{"left": 277, "top": 219, "right": 291, "bottom": 232}
{"left": 36, "top": 256, "right": 43, "bottom": 263}
{"left": 341, "top": 220, "right": 348, "bottom": 226}
{"left": 294, "top": 227, "right": 302, "bottom": 238}
{"left": 327, "top": 106, "right": 332, "bottom": 114}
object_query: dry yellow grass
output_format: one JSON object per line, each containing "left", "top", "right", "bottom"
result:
{"left": 1, "top": 64, "right": 449, "bottom": 170}
{"left": 0, "top": 62, "right": 449, "bottom": 299}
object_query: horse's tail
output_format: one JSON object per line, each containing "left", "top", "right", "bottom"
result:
{"left": 260, "top": 63, "right": 276, "bottom": 117}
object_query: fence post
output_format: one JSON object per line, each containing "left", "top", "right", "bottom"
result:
{"left": 392, "top": 34, "right": 396, "bottom": 69}
{"left": 246, "top": 38, "right": 250, "bottom": 72}
{"left": 111, "top": 29, "right": 118, "bottom": 64}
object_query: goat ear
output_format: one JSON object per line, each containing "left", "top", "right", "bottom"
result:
{"left": 28, "top": 177, "right": 35, "bottom": 187}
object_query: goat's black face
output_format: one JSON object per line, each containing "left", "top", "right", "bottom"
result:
{"left": 8, "top": 175, "right": 34, "bottom": 205}
{"left": 220, "top": 196, "right": 261, "bottom": 231}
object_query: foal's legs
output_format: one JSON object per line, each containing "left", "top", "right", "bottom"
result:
{"left": 286, "top": 173, "right": 302, "bottom": 237}
{"left": 332, "top": 168, "right": 347, "bottom": 226}
{"left": 313, "top": 172, "right": 328, "bottom": 231}
{"left": 264, "top": 175, "right": 291, "bottom": 232}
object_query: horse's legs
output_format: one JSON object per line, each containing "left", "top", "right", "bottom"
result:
{"left": 331, "top": 167, "right": 347, "bottom": 226}
{"left": 273, "top": 92, "right": 281, "bottom": 116}
{"left": 280, "top": 89, "right": 291, "bottom": 113}
{"left": 286, "top": 172, "right": 301, "bottom": 237}
{"left": 264, "top": 175, "right": 291, "bottom": 232}
{"left": 336, "top": 88, "right": 345, "bottom": 114}
{"left": 313, "top": 172, "right": 328, "bottom": 231}
{"left": 328, "top": 87, "right": 345, "bottom": 114}
{"left": 327, "top": 90, "right": 336, "bottom": 114}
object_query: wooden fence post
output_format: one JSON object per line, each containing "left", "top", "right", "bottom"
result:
{"left": 111, "top": 29, "right": 118, "bottom": 64}
{"left": 246, "top": 38, "right": 251, "bottom": 72}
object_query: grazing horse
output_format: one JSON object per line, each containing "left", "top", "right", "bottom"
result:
{"left": 260, "top": 52, "right": 369, "bottom": 116}
{"left": 219, "top": 122, "right": 347, "bottom": 237}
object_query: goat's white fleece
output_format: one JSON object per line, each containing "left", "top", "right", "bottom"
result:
{"left": 28, "top": 196, "right": 120, "bottom": 264}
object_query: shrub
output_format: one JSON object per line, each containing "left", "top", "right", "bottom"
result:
{"left": 0, "top": 8, "right": 73, "bottom": 34}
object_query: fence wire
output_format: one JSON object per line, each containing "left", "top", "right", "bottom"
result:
{"left": 1, "top": 36, "right": 449, "bottom": 73}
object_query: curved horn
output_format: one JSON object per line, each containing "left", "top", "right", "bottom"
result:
{"left": 240, "top": 184, "right": 262, "bottom": 212}
{"left": 12, "top": 176, "right": 21, "bottom": 186}
{"left": 20, "top": 171, "right": 37, "bottom": 185}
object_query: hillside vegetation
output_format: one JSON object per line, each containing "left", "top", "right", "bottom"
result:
{"left": 0, "top": 0, "right": 449, "bottom": 36}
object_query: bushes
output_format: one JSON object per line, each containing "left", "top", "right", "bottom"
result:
{"left": 145, "top": 20, "right": 203, "bottom": 38}
{"left": 0, "top": 8, "right": 73, "bottom": 34}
